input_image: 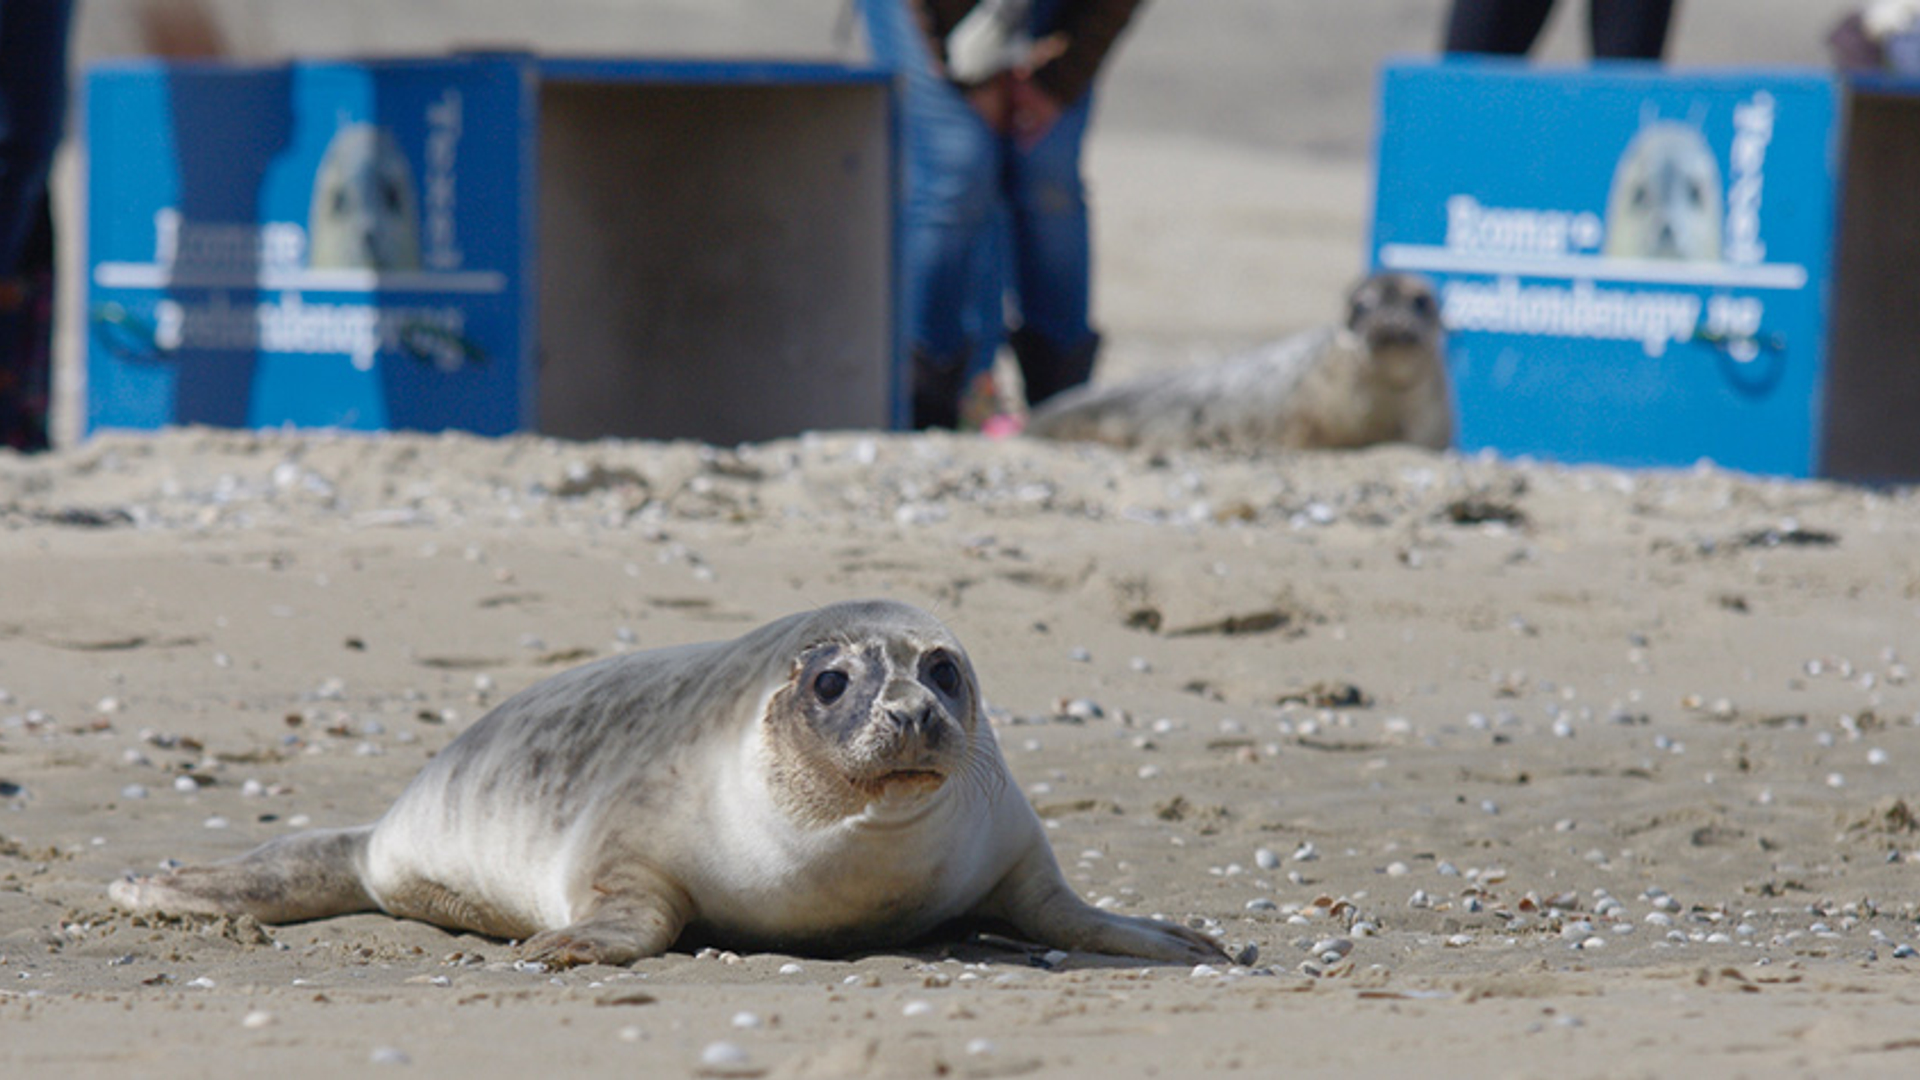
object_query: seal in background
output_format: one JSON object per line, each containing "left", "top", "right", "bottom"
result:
{"left": 1028, "top": 272, "right": 1452, "bottom": 454}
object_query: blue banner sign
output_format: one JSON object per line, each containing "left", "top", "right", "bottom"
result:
{"left": 87, "top": 56, "right": 535, "bottom": 434}
{"left": 1372, "top": 60, "right": 1841, "bottom": 476}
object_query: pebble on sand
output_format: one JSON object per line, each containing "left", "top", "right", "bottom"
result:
{"left": 700, "top": 1041, "right": 751, "bottom": 1068}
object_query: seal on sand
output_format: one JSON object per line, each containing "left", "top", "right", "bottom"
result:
{"left": 110, "top": 600, "right": 1225, "bottom": 967}
{"left": 1026, "top": 272, "right": 1452, "bottom": 454}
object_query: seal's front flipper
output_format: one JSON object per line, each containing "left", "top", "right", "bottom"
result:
{"left": 109, "top": 826, "right": 376, "bottom": 925}
{"left": 519, "top": 895, "right": 687, "bottom": 968}
{"left": 1037, "top": 904, "right": 1228, "bottom": 964}
{"left": 1013, "top": 895, "right": 1228, "bottom": 964}
{"left": 520, "top": 870, "right": 691, "bottom": 967}
{"left": 980, "top": 847, "right": 1228, "bottom": 964}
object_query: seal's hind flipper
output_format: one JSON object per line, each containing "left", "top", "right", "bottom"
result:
{"left": 109, "top": 826, "right": 377, "bottom": 925}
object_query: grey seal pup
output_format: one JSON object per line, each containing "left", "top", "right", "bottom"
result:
{"left": 1027, "top": 272, "right": 1452, "bottom": 453}
{"left": 110, "top": 600, "right": 1225, "bottom": 967}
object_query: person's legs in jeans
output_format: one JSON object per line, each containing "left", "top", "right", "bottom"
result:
{"left": 862, "top": 0, "right": 1003, "bottom": 427}
{"left": 1003, "top": 92, "right": 1096, "bottom": 406}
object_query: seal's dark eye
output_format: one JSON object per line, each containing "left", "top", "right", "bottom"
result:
{"left": 928, "top": 658, "right": 962, "bottom": 696}
{"left": 813, "top": 669, "right": 849, "bottom": 703}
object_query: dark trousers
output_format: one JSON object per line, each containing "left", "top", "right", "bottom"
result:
{"left": 1, "top": 0, "right": 76, "bottom": 275}
{"left": 0, "top": 0, "right": 76, "bottom": 451}
{"left": 1443, "top": 0, "right": 1676, "bottom": 60}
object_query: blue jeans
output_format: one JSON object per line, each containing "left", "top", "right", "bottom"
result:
{"left": 862, "top": 0, "right": 1097, "bottom": 381}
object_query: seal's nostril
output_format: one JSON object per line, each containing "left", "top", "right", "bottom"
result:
{"left": 887, "top": 706, "right": 944, "bottom": 747}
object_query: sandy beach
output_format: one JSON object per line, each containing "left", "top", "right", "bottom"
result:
{"left": 9, "top": 1, "right": 1919, "bottom": 1076}
{"left": 4, "top": 427, "right": 1918, "bottom": 1077}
